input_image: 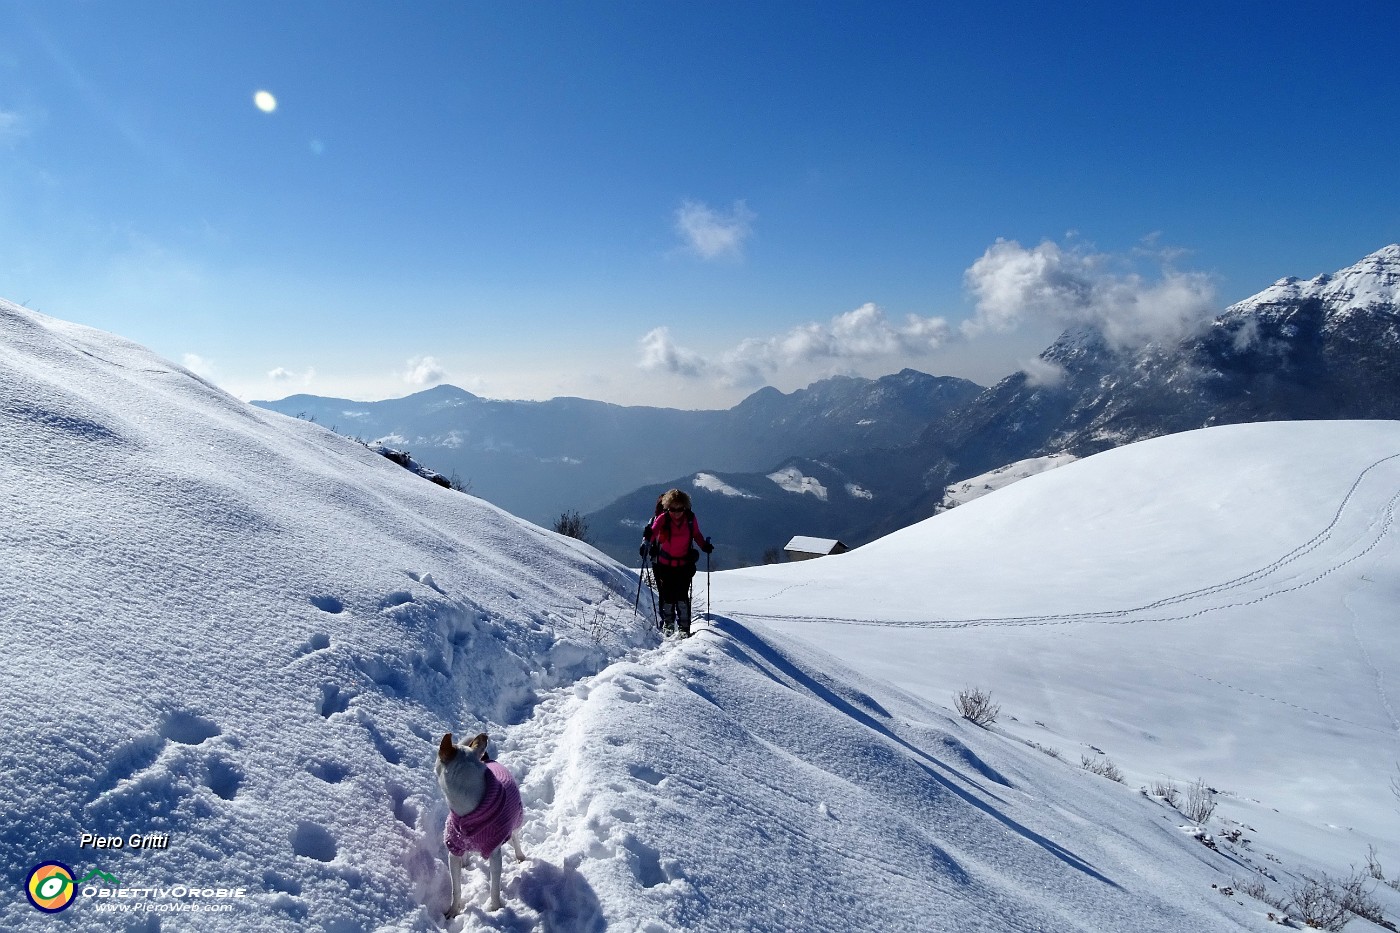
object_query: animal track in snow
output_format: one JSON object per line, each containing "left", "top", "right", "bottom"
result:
{"left": 307, "top": 759, "right": 351, "bottom": 783}
{"left": 294, "top": 632, "right": 332, "bottom": 660}
{"left": 309, "top": 595, "right": 344, "bottom": 614}
{"left": 620, "top": 834, "right": 668, "bottom": 889}
{"left": 380, "top": 591, "right": 414, "bottom": 609}
{"left": 291, "top": 820, "right": 338, "bottom": 862}
{"left": 739, "top": 453, "right": 1400, "bottom": 634}
{"left": 361, "top": 718, "right": 402, "bottom": 765}
{"left": 160, "top": 710, "right": 221, "bottom": 745}
{"left": 356, "top": 656, "right": 408, "bottom": 696}
{"left": 89, "top": 734, "right": 164, "bottom": 797}
{"left": 319, "top": 683, "right": 356, "bottom": 718}
{"left": 263, "top": 871, "right": 301, "bottom": 896}
{"left": 627, "top": 763, "right": 665, "bottom": 786}
{"left": 205, "top": 756, "right": 243, "bottom": 800}
{"left": 388, "top": 782, "right": 418, "bottom": 828}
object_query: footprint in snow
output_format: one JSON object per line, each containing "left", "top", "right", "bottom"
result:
{"left": 291, "top": 821, "right": 338, "bottom": 862}
{"left": 309, "top": 595, "right": 344, "bottom": 614}
{"left": 318, "top": 684, "right": 356, "bottom": 718}
{"left": 380, "top": 591, "right": 414, "bottom": 609}
{"left": 293, "top": 631, "right": 332, "bottom": 660}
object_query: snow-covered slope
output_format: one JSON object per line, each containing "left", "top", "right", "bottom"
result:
{"left": 6, "top": 298, "right": 1398, "bottom": 932}
{"left": 1237, "top": 243, "right": 1400, "bottom": 320}
{"left": 721, "top": 420, "right": 1400, "bottom": 887}
{"left": 0, "top": 301, "right": 651, "bottom": 930}
{"left": 937, "top": 452, "right": 1078, "bottom": 510}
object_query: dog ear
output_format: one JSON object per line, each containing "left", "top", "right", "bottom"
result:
{"left": 468, "top": 732, "right": 491, "bottom": 761}
{"left": 438, "top": 733, "right": 457, "bottom": 763}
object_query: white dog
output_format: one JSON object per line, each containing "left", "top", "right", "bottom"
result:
{"left": 436, "top": 732, "right": 527, "bottom": 914}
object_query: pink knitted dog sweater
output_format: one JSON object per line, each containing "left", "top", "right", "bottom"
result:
{"left": 443, "top": 762, "right": 524, "bottom": 859}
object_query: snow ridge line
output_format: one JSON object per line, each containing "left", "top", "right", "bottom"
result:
{"left": 497, "top": 629, "right": 1049, "bottom": 933}
{"left": 733, "top": 451, "right": 1400, "bottom": 633}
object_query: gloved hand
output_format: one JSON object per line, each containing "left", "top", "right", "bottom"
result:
{"left": 638, "top": 542, "right": 648, "bottom": 558}
{"left": 649, "top": 542, "right": 660, "bottom": 560}
{"left": 700, "top": 537, "right": 714, "bottom": 554}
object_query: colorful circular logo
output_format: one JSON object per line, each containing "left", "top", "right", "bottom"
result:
{"left": 26, "top": 862, "right": 76, "bottom": 913}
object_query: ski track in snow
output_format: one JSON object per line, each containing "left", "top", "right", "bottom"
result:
{"left": 729, "top": 452, "right": 1400, "bottom": 634}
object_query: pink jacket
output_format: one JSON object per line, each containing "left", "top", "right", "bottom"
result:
{"left": 646, "top": 511, "right": 705, "bottom": 566}
{"left": 443, "top": 762, "right": 523, "bottom": 858}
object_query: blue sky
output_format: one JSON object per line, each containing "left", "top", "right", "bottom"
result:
{"left": 3, "top": 1, "right": 1398, "bottom": 408}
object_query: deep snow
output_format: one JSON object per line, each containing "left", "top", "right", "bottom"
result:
{"left": 3, "top": 299, "right": 1398, "bottom": 931}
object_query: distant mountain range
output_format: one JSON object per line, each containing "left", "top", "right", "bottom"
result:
{"left": 254, "top": 246, "right": 1400, "bottom": 567}
{"left": 251, "top": 370, "right": 982, "bottom": 527}
{"left": 585, "top": 244, "right": 1400, "bottom": 566}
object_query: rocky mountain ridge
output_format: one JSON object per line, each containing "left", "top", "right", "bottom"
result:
{"left": 253, "top": 370, "right": 981, "bottom": 526}
{"left": 587, "top": 245, "right": 1400, "bottom": 565}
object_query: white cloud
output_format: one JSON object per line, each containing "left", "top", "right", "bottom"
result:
{"left": 718, "top": 303, "right": 949, "bottom": 385}
{"left": 638, "top": 327, "right": 706, "bottom": 378}
{"left": 401, "top": 356, "right": 446, "bottom": 387}
{"left": 640, "top": 303, "right": 950, "bottom": 387}
{"left": 962, "top": 238, "right": 1217, "bottom": 351}
{"left": 268, "top": 366, "right": 316, "bottom": 386}
{"left": 1019, "top": 356, "right": 1067, "bottom": 388}
{"left": 674, "top": 199, "right": 755, "bottom": 260}
{"left": 182, "top": 353, "right": 215, "bottom": 377}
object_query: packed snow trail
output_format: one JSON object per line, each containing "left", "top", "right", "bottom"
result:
{"left": 427, "top": 614, "right": 1281, "bottom": 932}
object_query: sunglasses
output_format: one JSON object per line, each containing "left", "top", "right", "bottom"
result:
{"left": 667, "top": 506, "right": 685, "bottom": 513}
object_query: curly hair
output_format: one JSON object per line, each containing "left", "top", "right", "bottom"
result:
{"left": 658, "top": 488, "right": 691, "bottom": 512}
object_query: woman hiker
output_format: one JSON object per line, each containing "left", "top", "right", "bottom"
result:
{"left": 640, "top": 488, "right": 712, "bottom": 637}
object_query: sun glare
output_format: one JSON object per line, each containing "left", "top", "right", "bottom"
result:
{"left": 253, "top": 90, "right": 277, "bottom": 113}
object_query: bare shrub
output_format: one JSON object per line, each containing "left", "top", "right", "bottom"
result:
{"left": 1027, "top": 741, "right": 1061, "bottom": 759}
{"left": 1182, "top": 778, "right": 1216, "bottom": 824}
{"left": 1366, "top": 846, "right": 1385, "bottom": 882}
{"left": 1080, "top": 754, "right": 1125, "bottom": 783}
{"left": 1289, "top": 874, "right": 1351, "bottom": 931}
{"left": 552, "top": 509, "right": 593, "bottom": 543}
{"left": 1340, "top": 869, "right": 1385, "bottom": 926}
{"left": 954, "top": 687, "right": 1000, "bottom": 727}
{"left": 1235, "top": 876, "right": 1287, "bottom": 911}
{"left": 1151, "top": 779, "right": 1181, "bottom": 808}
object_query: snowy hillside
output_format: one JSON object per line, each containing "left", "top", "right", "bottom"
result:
{"left": 5, "top": 298, "right": 1398, "bottom": 932}
{"left": 0, "top": 301, "right": 651, "bottom": 931}
{"left": 721, "top": 419, "right": 1400, "bottom": 915}
{"left": 936, "top": 452, "right": 1078, "bottom": 511}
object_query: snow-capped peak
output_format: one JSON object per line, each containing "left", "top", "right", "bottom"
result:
{"left": 1228, "top": 243, "right": 1400, "bottom": 318}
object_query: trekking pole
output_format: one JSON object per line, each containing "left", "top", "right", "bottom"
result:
{"left": 633, "top": 550, "right": 650, "bottom": 618}
{"left": 705, "top": 541, "right": 712, "bottom": 621}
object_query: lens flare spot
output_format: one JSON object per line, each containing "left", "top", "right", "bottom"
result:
{"left": 253, "top": 90, "right": 278, "bottom": 113}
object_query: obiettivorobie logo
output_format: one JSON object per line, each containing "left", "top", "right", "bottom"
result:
{"left": 25, "top": 863, "right": 115, "bottom": 913}
{"left": 24, "top": 866, "right": 249, "bottom": 915}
